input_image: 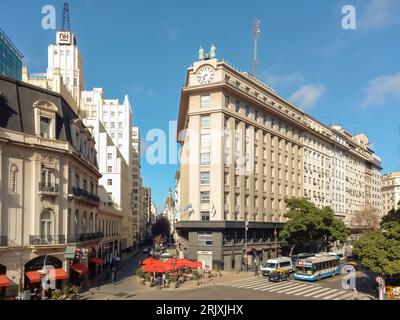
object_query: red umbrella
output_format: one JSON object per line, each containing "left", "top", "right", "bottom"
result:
{"left": 175, "top": 259, "right": 196, "bottom": 268}
{"left": 142, "top": 263, "right": 171, "bottom": 273}
{"left": 142, "top": 258, "right": 158, "bottom": 265}
{"left": 192, "top": 261, "right": 210, "bottom": 269}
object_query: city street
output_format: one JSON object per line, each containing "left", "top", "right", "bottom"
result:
{"left": 81, "top": 252, "right": 376, "bottom": 300}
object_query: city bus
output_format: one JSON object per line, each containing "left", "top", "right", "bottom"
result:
{"left": 295, "top": 255, "right": 341, "bottom": 281}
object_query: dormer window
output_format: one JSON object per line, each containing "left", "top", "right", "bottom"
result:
{"left": 40, "top": 117, "right": 51, "bottom": 138}
{"left": 33, "top": 100, "right": 57, "bottom": 139}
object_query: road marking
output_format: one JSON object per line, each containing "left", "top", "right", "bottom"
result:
{"left": 323, "top": 290, "right": 350, "bottom": 300}
{"left": 276, "top": 283, "right": 309, "bottom": 293}
{"left": 259, "top": 281, "right": 297, "bottom": 291}
{"left": 303, "top": 287, "right": 332, "bottom": 297}
{"left": 230, "top": 279, "right": 265, "bottom": 288}
{"left": 268, "top": 282, "right": 301, "bottom": 292}
{"left": 228, "top": 278, "right": 262, "bottom": 287}
{"left": 243, "top": 281, "right": 279, "bottom": 290}
{"left": 313, "top": 289, "right": 339, "bottom": 298}
{"left": 334, "top": 292, "right": 355, "bottom": 300}
{"left": 293, "top": 286, "right": 326, "bottom": 296}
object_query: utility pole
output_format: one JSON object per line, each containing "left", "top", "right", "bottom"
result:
{"left": 253, "top": 18, "right": 261, "bottom": 78}
{"left": 244, "top": 220, "right": 248, "bottom": 271}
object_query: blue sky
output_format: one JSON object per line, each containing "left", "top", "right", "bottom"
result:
{"left": 1, "top": 0, "right": 400, "bottom": 211}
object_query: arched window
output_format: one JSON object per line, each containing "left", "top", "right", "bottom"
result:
{"left": 40, "top": 209, "right": 54, "bottom": 238}
{"left": 10, "top": 164, "right": 18, "bottom": 192}
{"left": 89, "top": 213, "right": 94, "bottom": 233}
{"left": 82, "top": 212, "right": 87, "bottom": 234}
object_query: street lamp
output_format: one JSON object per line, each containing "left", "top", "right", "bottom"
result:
{"left": 40, "top": 252, "right": 66, "bottom": 300}
{"left": 244, "top": 220, "right": 248, "bottom": 271}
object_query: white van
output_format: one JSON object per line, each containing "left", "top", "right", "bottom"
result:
{"left": 261, "top": 257, "right": 293, "bottom": 276}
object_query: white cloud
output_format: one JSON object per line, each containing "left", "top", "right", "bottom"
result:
{"left": 289, "top": 84, "right": 325, "bottom": 109}
{"left": 362, "top": 72, "right": 400, "bottom": 107}
{"left": 265, "top": 73, "right": 304, "bottom": 87}
{"left": 362, "top": 0, "right": 400, "bottom": 29}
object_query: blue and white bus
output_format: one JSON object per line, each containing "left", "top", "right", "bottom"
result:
{"left": 295, "top": 255, "right": 341, "bottom": 281}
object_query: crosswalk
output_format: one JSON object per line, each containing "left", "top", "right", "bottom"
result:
{"left": 221, "top": 277, "right": 355, "bottom": 300}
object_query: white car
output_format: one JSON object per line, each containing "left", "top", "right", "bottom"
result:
{"left": 261, "top": 257, "right": 293, "bottom": 276}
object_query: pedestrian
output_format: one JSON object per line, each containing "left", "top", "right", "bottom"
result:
{"left": 156, "top": 274, "right": 162, "bottom": 289}
{"left": 162, "top": 274, "right": 166, "bottom": 289}
{"left": 254, "top": 263, "right": 259, "bottom": 276}
{"left": 111, "top": 265, "right": 116, "bottom": 284}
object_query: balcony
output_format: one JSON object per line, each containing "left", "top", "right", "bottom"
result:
{"left": 0, "top": 236, "right": 7, "bottom": 247}
{"left": 29, "top": 235, "right": 65, "bottom": 246}
{"left": 76, "top": 232, "right": 104, "bottom": 243}
{"left": 38, "top": 182, "right": 59, "bottom": 194}
{"left": 71, "top": 187, "right": 100, "bottom": 205}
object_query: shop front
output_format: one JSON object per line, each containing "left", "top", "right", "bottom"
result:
{"left": 0, "top": 264, "right": 12, "bottom": 299}
{"left": 24, "top": 256, "right": 68, "bottom": 298}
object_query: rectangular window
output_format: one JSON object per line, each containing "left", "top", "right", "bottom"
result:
{"left": 200, "top": 134, "right": 210, "bottom": 149}
{"left": 111, "top": 111, "right": 115, "bottom": 117}
{"left": 225, "top": 95, "right": 230, "bottom": 108}
{"left": 107, "top": 179, "right": 112, "bottom": 186}
{"left": 83, "top": 179, "right": 87, "bottom": 191}
{"left": 200, "top": 191, "right": 210, "bottom": 203}
{"left": 118, "top": 133, "right": 123, "bottom": 139}
{"left": 107, "top": 166, "right": 112, "bottom": 173}
{"left": 201, "top": 211, "right": 210, "bottom": 221}
{"left": 118, "top": 122, "right": 123, "bottom": 129}
{"left": 40, "top": 117, "right": 51, "bottom": 138}
{"left": 245, "top": 106, "right": 250, "bottom": 117}
{"left": 111, "top": 122, "right": 115, "bottom": 129}
{"left": 200, "top": 171, "right": 210, "bottom": 185}
{"left": 200, "top": 95, "right": 211, "bottom": 108}
{"left": 200, "top": 152, "right": 210, "bottom": 165}
{"left": 107, "top": 153, "right": 112, "bottom": 160}
{"left": 201, "top": 115, "right": 210, "bottom": 128}
{"left": 235, "top": 101, "right": 240, "bottom": 113}
{"left": 198, "top": 232, "right": 213, "bottom": 245}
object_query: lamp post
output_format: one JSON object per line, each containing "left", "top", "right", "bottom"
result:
{"left": 40, "top": 252, "right": 66, "bottom": 300}
{"left": 244, "top": 220, "right": 248, "bottom": 271}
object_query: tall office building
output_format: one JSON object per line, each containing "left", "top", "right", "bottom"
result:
{"left": 0, "top": 29, "right": 23, "bottom": 80}
{"left": 381, "top": 172, "right": 400, "bottom": 214}
{"left": 81, "top": 88, "right": 135, "bottom": 252}
{"left": 175, "top": 52, "right": 382, "bottom": 270}
{"left": 131, "top": 127, "right": 141, "bottom": 241}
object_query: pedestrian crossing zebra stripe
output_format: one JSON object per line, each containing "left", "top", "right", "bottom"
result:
{"left": 268, "top": 282, "right": 302, "bottom": 292}
{"left": 276, "top": 283, "right": 309, "bottom": 293}
{"left": 313, "top": 289, "right": 340, "bottom": 298}
{"left": 334, "top": 292, "right": 354, "bottom": 300}
{"left": 303, "top": 287, "right": 332, "bottom": 297}
{"left": 221, "top": 279, "right": 353, "bottom": 300}
{"left": 322, "top": 290, "right": 349, "bottom": 300}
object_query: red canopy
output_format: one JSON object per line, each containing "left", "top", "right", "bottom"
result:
{"left": 0, "top": 275, "right": 11, "bottom": 287}
{"left": 70, "top": 263, "right": 89, "bottom": 276}
{"left": 26, "top": 269, "right": 69, "bottom": 283}
{"left": 192, "top": 261, "right": 210, "bottom": 269}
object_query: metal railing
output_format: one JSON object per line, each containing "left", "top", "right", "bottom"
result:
{"left": 29, "top": 235, "right": 65, "bottom": 245}
{"left": 39, "top": 182, "right": 59, "bottom": 193}
{"left": 71, "top": 186, "right": 100, "bottom": 204}
{"left": 77, "top": 232, "right": 104, "bottom": 242}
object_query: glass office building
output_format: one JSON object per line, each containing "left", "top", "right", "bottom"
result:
{"left": 0, "top": 29, "right": 23, "bottom": 81}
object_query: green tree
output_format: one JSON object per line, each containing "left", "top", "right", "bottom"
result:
{"left": 353, "top": 220, "right": 400, "bottom": 274}
{"left": 279, "top": 198, "right": 348, "bottom": 255}
{"left": 151, "top": 216, "right": 170, "bottom": 239}
{"left": 381, "top": 208, "right": 400, "bottom": 226}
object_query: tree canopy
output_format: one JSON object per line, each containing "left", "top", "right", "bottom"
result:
{"left": 380, "top": 208, "right": 400, "bottom": 226}
{"left": 353, "top": 220, "right": 400, "bottom": 274}
{"left": 279, "top": 197, "right": 348, "bottom": 255}
{"left": 151, "top": 216, "right": 170, "bottom": 239}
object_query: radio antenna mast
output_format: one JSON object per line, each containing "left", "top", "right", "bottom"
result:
{"left": 61, "top": 2, "right": 70, "bottom": 31}
{"left": 253, "top": 18, "right": 261, "bottom": 78}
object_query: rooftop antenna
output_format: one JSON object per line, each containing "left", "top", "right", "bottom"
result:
{"left": 61, "top": 2, "right": 70, "bottom": 31}
{"left": 253, "top": 18, "right": 261, "bottom": 78}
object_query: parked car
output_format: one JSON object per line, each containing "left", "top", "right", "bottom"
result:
{"left": 261, "top": 257, "right": 293, "bottom": 276}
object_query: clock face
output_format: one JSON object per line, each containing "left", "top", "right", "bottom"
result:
{"left": 197, "top": 66, "right": 214, "bottom": 85}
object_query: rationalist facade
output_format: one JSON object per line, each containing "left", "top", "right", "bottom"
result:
{"left": 175, "top": 53, "right": 382, "bottom": 270}
{"left": 0, "top": 28, "right": 23, "bottom": 81}
{"left": 0, "top": 75, "right": 107, "bottom": 297}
